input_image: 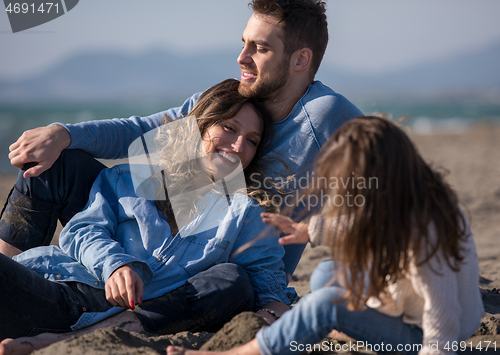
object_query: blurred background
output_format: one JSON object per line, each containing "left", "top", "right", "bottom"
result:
{"left": 1, "top": 0, "right": 500, "bottom": 174}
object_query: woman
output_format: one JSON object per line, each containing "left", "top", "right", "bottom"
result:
{"left": 0, "top": 79, "right": 295, "bottom": 345}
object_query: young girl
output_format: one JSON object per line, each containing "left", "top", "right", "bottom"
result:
{"left": 0, "top": 79, "right": 294, "bottom": 350}
{"left": 167, "top": 115, "right": 484, "bottom": 355}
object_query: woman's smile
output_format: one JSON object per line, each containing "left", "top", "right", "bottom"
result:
{"left": 216, "top": 149, "right": 239, "bottom": 164}
{"left": 202, "top": 103, "right": 263, "bottom": 180}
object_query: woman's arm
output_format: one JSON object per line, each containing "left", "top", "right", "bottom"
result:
{"left": 59, "top": 166, "right": 154, "bottom": 293}
{"left": 106, "top": 265, "right": 144, "bottom": 310}
{"left": 230, "top": 203, "right": 296, "bottom": 310}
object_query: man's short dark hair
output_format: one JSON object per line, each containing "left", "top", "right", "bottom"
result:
{"left": 249, "top": 0, "right": 328, "bottom": 77}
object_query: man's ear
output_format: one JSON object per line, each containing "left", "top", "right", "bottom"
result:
{"left": 292, "top": 48, "right": 313, "bottom": 73}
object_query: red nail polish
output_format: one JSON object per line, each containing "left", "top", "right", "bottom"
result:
{"left": 130, "top": 300, "right": 135, "bottom": 310}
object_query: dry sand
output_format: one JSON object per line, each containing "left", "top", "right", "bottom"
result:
{"left": 1, "top": 123, "right": 499, "bottom": 354}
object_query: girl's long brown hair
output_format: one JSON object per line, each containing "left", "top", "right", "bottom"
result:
{"left": 313, "top": 115, "right": 468, "bottom": 310}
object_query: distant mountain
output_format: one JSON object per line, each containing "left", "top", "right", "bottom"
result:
{"left": 0, "top": 48, "right": 241, "bottom": 103}
{"left": 1, "top": 41, "right": 500, "bottom": 103}
{"left": 319, "top": 42, "right": 500, "bottom": 98}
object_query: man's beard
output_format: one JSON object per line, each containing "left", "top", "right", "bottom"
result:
{"left": 238, "top": 60, "right": 289, "bottom": 101}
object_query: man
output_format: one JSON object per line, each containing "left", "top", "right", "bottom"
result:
{"left": 0, "top": 0, "right": 362, "bottom": 351}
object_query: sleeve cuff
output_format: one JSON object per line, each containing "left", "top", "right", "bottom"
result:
{"left": 250, "top": 270, "right": 295, "bottom": 309}
{"left": 103, "top": 256, "right": 154, "bottom": 285}
{"left": 308, "top": 215, "right": 326, "bottom": 247}
{"left": 49, "top": 122, "right": 73, "bottom": 148}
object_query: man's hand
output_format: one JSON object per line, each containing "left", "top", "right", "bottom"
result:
{"left": 261, "top": 212, "right": 310, "bottom": 245}
{"left": 9, "top": 125, "right": 71, "bottom": 178}
{"left": 105, "top": 265, "right": 144, "bottom": 310}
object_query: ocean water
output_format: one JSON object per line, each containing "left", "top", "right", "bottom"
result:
{"left": 1, "top": 99, "right": 500, "bottom": 173}
{"left": 357, "top": 99, "right": 500, "bottom": 133}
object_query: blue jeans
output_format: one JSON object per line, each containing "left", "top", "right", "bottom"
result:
{"left": 0, "top": 252, "right": 255, "bottom": 340}
{"left": 133, "top": 263, "right": 255, "bottom": 334}
{"left": 0, "top": 149, "right": 106, "bottom": 250}
{"left": 256, "top": 260, "right": 423, "bottom": 355}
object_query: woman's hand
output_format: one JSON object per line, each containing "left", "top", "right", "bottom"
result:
{"left": 261, "top": 213, "right": 310, "bottom": 245}
{"left": 105, "top": 265, "right": 144, "bottom": 310}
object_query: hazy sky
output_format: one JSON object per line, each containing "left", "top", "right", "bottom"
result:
{"left": 1, "top": 0, "right": 500, "bottom": 80}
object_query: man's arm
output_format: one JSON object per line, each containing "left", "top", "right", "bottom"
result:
{"left": 8, "top": 92, "right": 201, "bottom": 177}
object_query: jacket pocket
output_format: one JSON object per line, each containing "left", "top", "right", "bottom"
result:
{"left": 178, "top": 235, "right": 230, "bottom": 277}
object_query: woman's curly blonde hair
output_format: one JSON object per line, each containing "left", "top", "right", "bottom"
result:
{"left": 154, "top": 79, "right": 288, "bottom": 226}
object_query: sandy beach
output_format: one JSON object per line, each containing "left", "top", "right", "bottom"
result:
{"left": 1, "top": 123, "right": 499, "bottom": 354}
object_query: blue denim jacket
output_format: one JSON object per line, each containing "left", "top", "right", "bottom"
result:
{"left": 15, "top": 164, "right": 296, "bottom": 330}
